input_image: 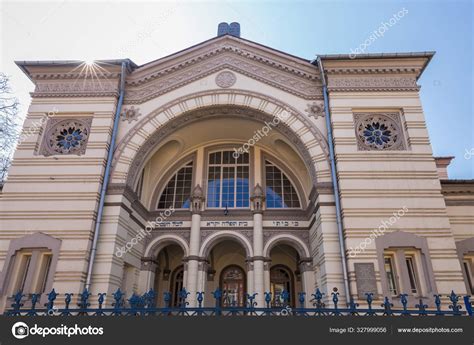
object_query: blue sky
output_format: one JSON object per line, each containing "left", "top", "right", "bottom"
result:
{"left": 1, "top": 0, "right": 472, "bottom": 178}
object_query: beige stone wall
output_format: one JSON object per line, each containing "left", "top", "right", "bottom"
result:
{"left": 442, "top": 181, "right": 474, "bottom": 242}
{"left": 0, "top": 94, "right": 120, "bottom": 309}
{"left": 325, "top": 79, "right": 468, "bottom": 300}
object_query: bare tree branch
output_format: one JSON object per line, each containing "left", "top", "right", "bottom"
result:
{"left": 0, "top": 72, "right": 21, "bottom": 184}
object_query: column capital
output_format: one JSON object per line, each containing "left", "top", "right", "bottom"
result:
{"left": 263, "top": 261, "right": 271, "bottom": 271}
{"left": 247, "top": 255, "right": 270, "bottom": 262}
{"left": 140, "top": 256, "right": 159, "bottom": 271}
{"left": 183, "top": 255, "right": 207, "bottom": 262}
{"left": 298, "top": 257, "right": 313, "bottom": 272}
{"left": 162, "top": 268, "right": 171, "bottom": 281}
{"left": 190, "top": 184, "right": 205, "bottom": 214}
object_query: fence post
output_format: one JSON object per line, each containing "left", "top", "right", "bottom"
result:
{"left": 463, "top": 296, "right": 473, "bottom": 316}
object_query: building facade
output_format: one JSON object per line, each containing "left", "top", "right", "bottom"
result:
{"left": 1, "top": 25, "right": 473, "bottom": 311}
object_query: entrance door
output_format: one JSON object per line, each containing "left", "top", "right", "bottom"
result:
{"left": 220, "top": 265, "right": 246, "bottom": 307}
{"left": 270, "top": 265, "right": 294, "bottom": 306}
{"left": 171, "top": 265, "right": 184, "bottom": 307}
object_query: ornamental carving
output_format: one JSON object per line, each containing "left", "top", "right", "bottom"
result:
{"left": 144, "top": 230, "right": 190, "bottom": 249}
{"left": 354, "top": 113, "right": 406, "bottom": 151}
{"left": 328, "top": 76, "right": 419, "bottom": 92}
{"left": 121, "top": 106, "right": 141, "bottom": 123}
{"left": 215, "top": 71, "right": 236, "bottom": 88}
{"left": 250, "top": 184, "right": 265, "bottom": 213}
{"left": 305, "top": 101, "right": 325, "bottom": 119}
{"left": 33, "top": 80, "right": 119, "bottom": 98}
{"left": 39, "top": 117, "right": 92, "bottom": 156}
{"left": 124, "top": 51, "right": 322, "bottom": 103}
{"left": 262, "top": 230, "right": 310, "bottom": 254}
{"left": 200, "top": 229, "right": 253, "bottom": 246}
{"left": 191, "top": 184, "right": 205, "bottom": 214}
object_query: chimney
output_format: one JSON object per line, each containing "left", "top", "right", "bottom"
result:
{"left": 434, "top": 156, "right": 454, "bottom": 179}
{"left": 217, "top": 22, "right": 240, "bottom": 37}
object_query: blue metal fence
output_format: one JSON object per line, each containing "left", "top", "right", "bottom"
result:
{"left": 5, "top": 288, "right": 473, "bottom": 316}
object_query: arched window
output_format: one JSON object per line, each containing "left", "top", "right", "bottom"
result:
{"left": 207, "top": 151, "right": 249, "bottom": 208}
{"left": 220, "top": 265, "right": 246, "bottom": 307}
{"left": 270, "top": 265, "right": 294, "bottom": 307}
{"left": 157, "top": 162, "right": 193, "bottom": 209}
{"left": 265, "top": 161, "right": 300, "bottom": 208}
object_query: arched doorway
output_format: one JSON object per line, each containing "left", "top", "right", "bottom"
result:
{"left": 152, "top": 244, "right": 185, "bottom": 307}
{"left": 170, "top": 265, "right": 184, "bottom": 307}
{"left": 220, "top": 265, "right": 246, "bottom": 307}
{"left": 202, "top": 238, "right": 249, "bottom": 307}
{"left": 268, "top": 244, "right": 301, "bottom": 307}
{"left": 270, "top": 265, "right": 294, "bottom": 307}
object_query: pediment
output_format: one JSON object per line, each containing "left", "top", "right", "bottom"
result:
{"left": 124, "top": 35, "right": 322, "bottom": 104}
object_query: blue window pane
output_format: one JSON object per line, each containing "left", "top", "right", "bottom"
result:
{"left": 207, "top": 151, "right": 250, "bottom": 209}
{"left": 182, "top": 198, "right": 191, "bottom": 208}
{"left": 222, "top": 175, "right": 235, "bottom": 208}
{"left": 236, "top": 177, "right": 249, "bottom": 207}
{"left": 265, "top": 183, "right": 284, "bottom": 208}
{"left": 158, "top": 162, "right": 193, "bottom": 209}
{"left": 265, "top": 161, "right": 300, "bottom": 209}
{"left": 207, "top": 178, "right": 221, "bottom": 207}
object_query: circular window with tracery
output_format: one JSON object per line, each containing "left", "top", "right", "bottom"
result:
{"left": 354, "top": 113, "right": 405, "bottom": 151}
{"left": 43, "top": 118, "right": 91, "bottom": 155}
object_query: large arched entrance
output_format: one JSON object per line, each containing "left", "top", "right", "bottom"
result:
{"left": 270, "top": 264, "right": 295, "bottom": 307}
{"left": 151, "top": 243, "right": 185, "bottom": 307}
{"left": 170, "top": 265, "right": 184, "bottom": 307}
{"left": 220, "top": 265, "right": 246, "bottom": 307}
{"left": 268, "top": 245, "right": 300, "bottom": 307}
{"left": 123, "top": 102, "right": 321, "bottom": 307}
{"left": 201, "top": 237, "right": 250, "bottom": 307}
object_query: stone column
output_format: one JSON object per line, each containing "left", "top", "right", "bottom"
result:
{"left": 251, "top": 184, "right": 265, "bottom": 307}
{"left": 246, "top": 260, "right": 254, "bottom": 299}
{"left": 186, "top": 185, "right": 205, "bottom": 307}
{"left": 299, "top": 258, "right": 315, "bottom": 307}
{"left": 264, "top": 261, "right": 271, "bottom": 296}
{"left": 138, "top": 257, "right": 159, "bottom": 293}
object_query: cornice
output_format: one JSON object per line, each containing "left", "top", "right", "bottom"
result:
{"left": 440, "top": 180, "right": 474, "bottom": 196}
